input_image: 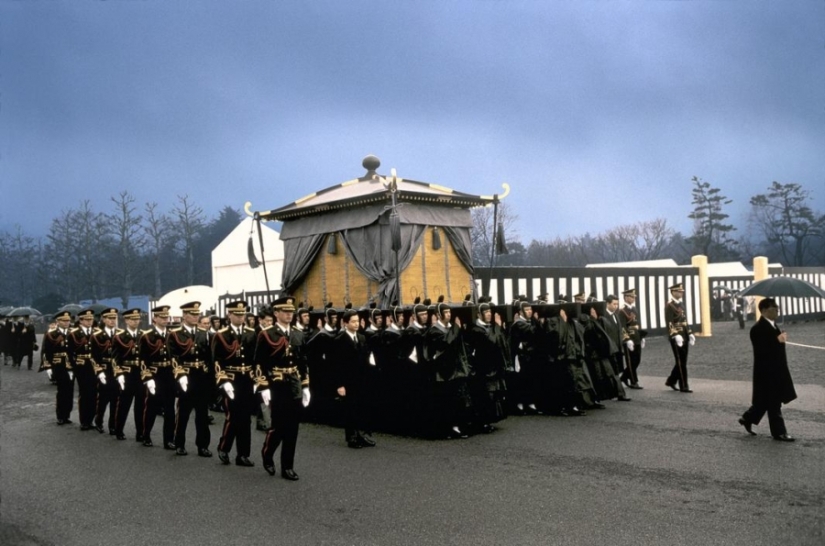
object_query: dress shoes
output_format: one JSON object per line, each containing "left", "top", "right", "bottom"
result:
{"left": 738, "top": 417, "right": 756, "bottom": 436}
{"left": 94, "top": 425, "right": 105, "bottom": 434}
{"left": 680, "top": 388, "right": 693, "bottom": 393}
{"left": 142, "top": 438, "right": 154, "bottom": 447}
{"left": 567, "top": 407, "right": 586, "bottom": 416}
{"left": 347, "top": 441, "right": 363, "bottom": 449}
{"left": 264, "top": 463, "right": 277, "bottom": 476}
{"left": 164, "top": 442, "right": 176, "bottom": 450}
{"left": 588, "top": 403, "right": 606, "bottom": 410}
{"left": 617, "top": 396, "right": 632, "bottom": 402}
{"left": 448, "top": 426, "right": 469, "bottom": 439}
{"left": 628, "top": 383, "right": 643, "bottom": 390}
{"left": 57, "top": 419, "right": 73, "bottom": 425}
{"left": 665, "top": 380, "right": 679, "bottom": 391}
{"left": 480, "top": 424, "right": 497, "bottom": 434}
{"left": 80, "top": 424, "right": 93, "bottom": 431}
{"left": 116, "top": 434, "right": 127, "bottom": 441}
{"left": 109, "top": 428, "right": 117, "bottom": 435}
{"left": 773, "top": 434, "right": 795, "bottom": 442}
{"left": 218, "top": 451, "right": 230, "bottom": 465}
{"left": 360, "top": 435, "right": 376, "bottom": 447}
{"left": 198, "top": 448, "right": 212, "bottom": 458}
{"left": 235, "top": 456, "right": 255, "bottom": 467}
{"left": 176, "top": 447, "right": 188, "bottom": 456}
{"left": 281, "top": 469, "right": 299, "bottom": 481}
{"left": 135, "top": 435, "right": 144, "bottom": 443}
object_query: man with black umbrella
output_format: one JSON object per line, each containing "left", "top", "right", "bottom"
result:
{"left": 12, "top": 314, "right": 38, "bottom": 370}
{"left": 738, "top": 298, "right": 797, "bottom": 442}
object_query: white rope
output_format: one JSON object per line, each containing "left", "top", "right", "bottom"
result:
{"left": 786, "top": 341, "right": 825, "bottom": 350}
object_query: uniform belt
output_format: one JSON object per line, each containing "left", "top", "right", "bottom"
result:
{"left": 52, "top": 352, "right": 68, "bottom": 358}
{"left": 272, "top": 366, "right": 298, "bottom": 374}
{"left": 152, "top": 360, "right": 173, "bottom": 367}
{"left": 123, "top": 360, "right": 141, "bottom": 365}
{"left": 181, "top": 361, "right": 206, "bottom": 369}
{"left": 225, "top": 365, "right": 252, "bottom": 372}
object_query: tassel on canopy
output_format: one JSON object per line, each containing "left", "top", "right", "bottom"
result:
{"left": 247, "top": 234, "right": 261, "bottom": 269}
{"left": 389, "top": 212, "right": 401, "bottom": 251}
{"left": 432, "top": 227, "right": 442, "bottom": 250}
{"left": 495, "top": 222, "right": 509, "bottom": 255}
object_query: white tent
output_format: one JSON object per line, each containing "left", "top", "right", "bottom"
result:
{"left": 211, "top": 217, "right": 284, "bottom": 296}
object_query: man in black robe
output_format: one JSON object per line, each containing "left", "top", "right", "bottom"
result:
{"left": 466, "top": 301, "right": 508, "bottom": 433}
{"left": 738, "top": 298, "right": 797, "bottom": 441}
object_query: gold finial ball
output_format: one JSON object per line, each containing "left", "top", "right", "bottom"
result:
{"left": 362, "top": 155, "right": 381, "bottom": 173}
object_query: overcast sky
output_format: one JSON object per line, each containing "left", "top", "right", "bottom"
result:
{"left": 2, "top": 1, "right": 823, "bottom": 245}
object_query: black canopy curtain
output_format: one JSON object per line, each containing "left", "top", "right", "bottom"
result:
{"left": 278, "top": 203, "right": 475, "bottom": 305}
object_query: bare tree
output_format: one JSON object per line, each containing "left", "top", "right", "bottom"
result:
{"left": 471, "top": 201, "right": 519, "bottom": 266}
{"left": 0, "top": 226, "right": 40, "bottom": 305}
{"left": 72, "top": 201, "right": 111, "bottom": 301}
{"left": 144, "top": 202, "right": 172, "bottom": 297}
{"left": 171, "top": 195, "right": 205, "bottom": 286}
{"left": 749, "top": 181, "right": 825, "bottom": 266}
{"left": 107, "top": 192, "right": 145, "bottom": 308}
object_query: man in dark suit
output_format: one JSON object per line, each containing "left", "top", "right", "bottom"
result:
{"left": 13, "top": 315, "right": 38, "bottom": 369}
{"left": 599, "top": 295, "right": 631, "bottom": 402}
{"left": 738, "top": 298, "right": 797, "bottom": 442}
{"left": 212, "top": 300, "right": 258, "bottom": 467}
{"left": 335, "top": 309, "right": 374, "bottom": 448}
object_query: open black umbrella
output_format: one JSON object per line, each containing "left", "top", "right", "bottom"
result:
{"left": 0, "top": 306, "right": 14, "bottom": 316}
{"left": 57, "top": 303, "right": 84, "bottom": 314}
{"left": 738, "top": 277, "right": 825, "bottom": 299}
{"left": 83, "top": 303, "right": 117, "bottom": 314}
{"left": 8, "top": 306, "right": 42, "bottom": 317}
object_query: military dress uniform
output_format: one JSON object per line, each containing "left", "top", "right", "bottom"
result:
{"left": 140, "top": 306, "right": 175, "bottom": 448}
{"left": 112, "top": 309, "right": 145, "bottom": 441}
{"left": 91, "top": 308, "right": 120, "bottom": 434}
{"left": 664, "top": 283, "right": 694, "bottom": 393}
{"left": 213, "top": 301, "right": 258, "bottom": 466}
{"left": 68, "top": 309, "right": 98, "bottom": 430}
{"left": 256, "top": 297, "right": 309, "bottom": 479}
{"left": 40, "top": 311, "right": 75, "bottom": 424}
{"left": 618, "top": 289, "right": 646, "bottom": 389}
{"left": 168, "top": 301, "right": 213, "bottom": 457}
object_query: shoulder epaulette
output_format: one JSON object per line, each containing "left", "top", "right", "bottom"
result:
{"left": 196, "top": 327, "right": 208, "bottom": 332}
{"left": 69, "top": 327, "right": 80, "bottom": 333}
{"left": 244, "top": 326, "right": 256, "bottom": 332}
{"left": 141, "top": 329, "right": 153, "bottom": 335}
{"left": 218, "top": 327, "right": 229, "bottom": 333}
{"left": 115, "top": 328, "right": 125, "bottom": 334}
{"left": 93, "top": 328, "right": 103, "bottom": 333}
{"left": 170, "top": 327, "right": 182, "bottom": 332}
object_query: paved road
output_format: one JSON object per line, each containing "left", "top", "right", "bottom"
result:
{"left": 1, "top": 328, "right": 823, "bottom": 546}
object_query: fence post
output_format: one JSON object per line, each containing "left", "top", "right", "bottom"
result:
{"left": 753, "top": 256, "right": 769, "bottom": 321}
{"left": 691, "top": 254, "right": 712, "bottom": 337}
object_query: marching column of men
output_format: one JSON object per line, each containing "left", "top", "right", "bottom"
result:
{"left": 37, "top": 288, "right": 677, "bottom": 479}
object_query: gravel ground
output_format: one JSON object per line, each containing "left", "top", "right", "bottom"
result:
{"left": 638, "top": 319, "right": 825, "bottom": 386}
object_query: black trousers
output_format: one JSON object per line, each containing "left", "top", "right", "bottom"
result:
{"left": 75, "top": 364, "right": 97, "bottom": 426}
{"left": 95, "top": 373, "right": 118, "bottom": 432}
{"left": 261, "top": 396, "right": 302, "bottom": 470}
{"left": 142, "top": 369, "right": 176, "bottom": 444}
{"left": 14, "top": 350, "right": 33, "bottom": 369}
{"left": 742, "top": 403, "right": 787, "bottom": 438}
{"left": 114, "top": 372, "right": 144, "bottom": 438}
{"left": 174, "top": 372, "right": 211, "bottom": 450}
{"left": 218, "top": 376, "right": 254, "bottom": 458}
{"left": 667, "top": 341, "right": 690, "bottom": 388}
{"left": 620, "top": 346, "right": 642, "bottom": 385}
{"left": 53, "top": 366, "right": 75, "bottom": 421}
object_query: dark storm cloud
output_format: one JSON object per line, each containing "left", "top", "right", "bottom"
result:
{"left": 1, "top": 1, "right": 823, "bottom": 244}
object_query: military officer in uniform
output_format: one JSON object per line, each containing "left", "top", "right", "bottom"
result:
{"left": 213, "top": 300, "right": 258, "bottom": 467}
{"left": 68, "top": 309, "right": 98, "bottom": 430}
{"left": 112, "top": 308, "right": 144, "bottom": 441}
{"left": 168, "top": 301, "right": 213, "bottom": 457}
{"left": 256, "top": 297, "right": 310, "bottom": 480}
{"left": 40, "top": 311, "right": 75, "bottom": 424}
{"left": 664, "top": 283, "right": 695, "bottom": 393}
{"left": 91, "top": 308, "right": 119, "bottom": 434}
{"left": 140, "top": 305, "right": 175, "bottom": 448}
{"left": 618, "top": 288, "right": 646, "bottom": 389}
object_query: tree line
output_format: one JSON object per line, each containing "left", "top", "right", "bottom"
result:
{"left": 1, "top": 179, "right": 822, "bottom": 312}
{"left": 472, "top": 178, "right": 825, "bottom": 268}
{"left": 0, "top": 192, "right": 243, "bottom": 313}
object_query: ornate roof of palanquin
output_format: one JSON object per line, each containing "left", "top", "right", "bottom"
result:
{"left": 245, "top": 155, "right": 509, "bottom": 222}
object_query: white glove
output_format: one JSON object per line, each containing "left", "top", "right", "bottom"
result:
{"left": 98, "top": 372, "right": 107, "bottom": 385}
{"left": 302, "top": 387, "right": 311, "bottom": 408}
{"left": 145, "top": 379, "right": 156, "bottom": 395}
{"left": 178, "top": 375, "right": 188, "bottom": 392}
{"left": 117, "top": 375, "right": 126, "bottom": 390}
{"left": 641, "top": 338, "right": 646, "bottom": 349}
{"left": 261, "top": 389, "right": 271, "bottom": 407}
{"left": 626, "top": 340, "right": 635, "bottom": 352}
{"left": 68, "top": 371, "right": 74, "bottom": 380}
{"left": 222, "top": 382, "right": 235, "bottom": 400}
{"left": 46, "top": 369, "right": 53, "bottom": 380}
{"left": 689, "top": 334, "right": 696, "bottom": 346}
{"left": 514, "top": 356, "right": 521, "bottom": 373}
